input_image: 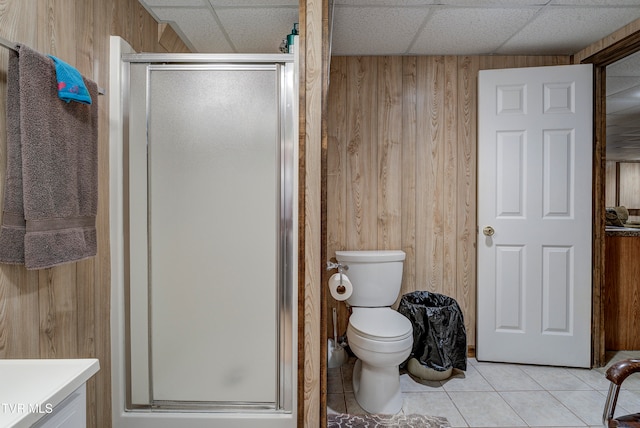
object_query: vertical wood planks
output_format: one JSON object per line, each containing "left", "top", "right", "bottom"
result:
{"left": 327, "top": 56, "right": 347, "bottom": 258}
{"left": 346, "top": 57, "right": 378, "bottom": 250}
{"left": 442, "top": 56, "right": 457, "bottom": 299}
{"left": 326, "top": 56, "right": 349, "bottom": 335}
{"left": 0, "top": 267, "right": 40, "bottom": 358}
{"left": 414, "top": 57, "right": 430, "bottom": 294}
{"left": 36, "top": 0, "right": 79, "bottom": 362}
{"left": 619, "top": 163, "right": 640, "bottom": 208}
{"left": 417, "top": 56, "right": 445, "bottom": 293}
{"left": 302, "top": 0, "right": 325, "bottom": 425}
{"left": 377, "top": 57, "right": 402, "bottom": 251}
{"left": 400, "top": 57, "right": 417, "bottom": 300}
{"left": 605, "top": 161, "right": 617, "bottom": 206}
{"left": 456, "top": 56, "right": 479, "bottom": 346}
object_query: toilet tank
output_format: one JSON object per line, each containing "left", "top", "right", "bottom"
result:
{"left": 335, "top": 250, "right": 406, "bottom": 307}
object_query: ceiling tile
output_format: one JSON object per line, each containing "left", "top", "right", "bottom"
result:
{"left": 209, "top": 0, "right": 298, "bottom": 6}
{"left": 153, "top": 7, "right": 234, "bottom": 52}
{"left": 333, "top": 0, "right": 438, "bottom": 5}
{"left": 439, "top": 0, "right": 546, "bottom": 5}
{"left": 549, "top": 0, "right": 640, "bottom": 5}
{"left": 216, "top": 7, "right": 298, "bottom": 53}
{"left": 409, "top": 7, "right": 539, "bottom": 55}
{"left": 140, "top": 0, "right": 206, "bottom": 7}
{"left": 331, "top": 6, "right": 432, "bottom": 55}
{"left": 497, "top": 6, "right": 640, "bottom": 54}
{"left": 334, "top": 0, "right": 544, "bottom": 4}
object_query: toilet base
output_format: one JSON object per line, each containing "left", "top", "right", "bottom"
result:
{"left": 352, "top": 359, "right": 403, "bottom": 415}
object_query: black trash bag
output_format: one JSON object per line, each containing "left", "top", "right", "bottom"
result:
{"left": 398, "top": 291, "right": 467, "bottom": 372}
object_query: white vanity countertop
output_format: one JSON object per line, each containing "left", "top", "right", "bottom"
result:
{"left": 0, "top": 358, "right": 99, "bottom": 427}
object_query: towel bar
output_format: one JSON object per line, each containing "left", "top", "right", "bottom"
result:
{"left": 0, "top": 36, "right": 105, "bottom": 95}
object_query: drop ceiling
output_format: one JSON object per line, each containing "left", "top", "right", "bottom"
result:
{"left": 138, "top": 0, "right": 640, "bottom": 160}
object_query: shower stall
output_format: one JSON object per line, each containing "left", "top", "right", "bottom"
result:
{"left": 109, "top": 37, "right": 297, "bottom": 428}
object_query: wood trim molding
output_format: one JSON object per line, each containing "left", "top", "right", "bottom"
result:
{"left": 581, "top": 30, "right": 640, "bottom": 67}
{"left": 320, "top": 0, "right": 330, "bottom": 426}
{"left": 297, "top": 2, "right": 307, "bottom": 427}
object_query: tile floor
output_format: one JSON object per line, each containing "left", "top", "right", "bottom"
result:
{"left": 327, "top": 350, "right": 640, "bottom": 428}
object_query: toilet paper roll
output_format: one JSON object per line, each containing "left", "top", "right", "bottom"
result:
{"left": 328, "top": 273, "right": 353, "bottom": 301}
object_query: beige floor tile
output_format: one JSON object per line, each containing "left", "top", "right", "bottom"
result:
{"left": 521, "top": 366, "right": 593, "bottom": 391}
{"left": 448, "top": 391, "right": 527, "bottom": 427}
{"left": 549, "top": 390, "right": 608, "bottom": 426}
{"left": 442, "top": 364, "right": 494, "bottom": 392}
{"left": 327, "top": 367, "right": 344, "bottom": 394}
{"left": 400, "top": 372, "right": 443, "bottom": 392}
{"left": 402, "top": 391, "right": 468, "bottom": 427}
{"left": 327, "top": 393, "right": 347, "bottom": 414}
{"left": 500, "top": 390, "right": 586, "bottom": 427}
{"left": 341, "top": 358, "right": 355, "bottom": 393}
{"left": 344, "top": 391, "right": 366, "bottom": 415}
{"left": 614, "top": 388, "right": 640, "bottom": 417}
{"left": 566, "top": 367, "right": 612, "bottom": 391}
{"left": 474, "top": 363, "right": 544, "bottom": 391}
{"left": 618, "top": 373, "right": 640, "bottom": 391}
{"left": 467, "top": 357, "right": 480, "bottom": 367}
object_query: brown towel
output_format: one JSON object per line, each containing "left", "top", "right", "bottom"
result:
{"left": 0, "top": 45, "right": 98, "bottom": 270}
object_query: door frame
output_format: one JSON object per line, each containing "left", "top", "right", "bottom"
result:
{"left": 581, "top": 30, "right": 640, "bottom": 367}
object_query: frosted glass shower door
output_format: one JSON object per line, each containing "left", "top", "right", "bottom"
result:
{"left": 146, "top": 65, "right": 279, "bottom": 403}
{"left": 115, "top": 44, "right": 297, "bottom": 427}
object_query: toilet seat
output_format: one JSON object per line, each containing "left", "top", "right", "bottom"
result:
{"left": 348, "top": 307, "right": 412, "bottom": 342}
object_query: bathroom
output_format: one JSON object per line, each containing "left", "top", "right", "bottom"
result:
{"left": 0, "top": 0, "right": 640, "bottom": 427}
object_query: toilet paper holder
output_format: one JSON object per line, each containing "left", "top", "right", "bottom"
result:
{"left": 326, "top": 260, "right": 348, "bottom": 272}
{"left": 326, "top": 261, "right": 349, "bottom": 294}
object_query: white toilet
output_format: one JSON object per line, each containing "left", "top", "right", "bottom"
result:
{"left": 335, "top": 250, "right": 413, "bottom": 415}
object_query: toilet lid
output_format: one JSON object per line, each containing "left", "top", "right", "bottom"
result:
{"left": 349, "top": 307, "right": 412, "bottom": 341}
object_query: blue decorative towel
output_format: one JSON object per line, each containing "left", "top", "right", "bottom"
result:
{"left": 48, "top": 55, "right": 92, "bottom": 104}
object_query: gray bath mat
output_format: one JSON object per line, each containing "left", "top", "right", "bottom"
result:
{"left": 327, "top": 412, "right": 450, "bottom": 428}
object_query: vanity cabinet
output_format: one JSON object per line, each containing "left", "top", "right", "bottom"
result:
{"left": 605, "top": 232, "right": 640, "bottom": 350}
{"left": 32, "top": 385, "right": 86, "bottom": 428}
{"left": 0, "top": 359, "right": 99, "bottom": 428}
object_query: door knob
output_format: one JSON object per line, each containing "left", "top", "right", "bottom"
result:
{"left": 483, "top": 226, "right": 495, "bottom": 236}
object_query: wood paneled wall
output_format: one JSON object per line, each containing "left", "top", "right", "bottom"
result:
{"left": 326, "top": 55, "right": 571, "bottom": 348}
{"left": 606, "top": 161, "right": 618, "bottom": 207}
{"left": 618, "top": 163, "right": 640, "bottom": 210}
{"left": 605, "top": 160, "right": 640, "bottom": 211}
{"left": 0, "top": 1, "right": 188, "bottom": 427}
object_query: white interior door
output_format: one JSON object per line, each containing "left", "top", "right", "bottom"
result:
{"left": 477, "top": 64, "right": 593, "bottom": 368}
